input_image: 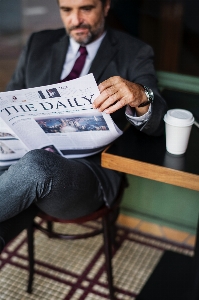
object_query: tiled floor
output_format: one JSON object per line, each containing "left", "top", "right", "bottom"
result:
{"left": 0, "top": 219, "right": 194, "bottom": 300}
{"left": 118, "top": 214, "right": 196, "bottom": 248}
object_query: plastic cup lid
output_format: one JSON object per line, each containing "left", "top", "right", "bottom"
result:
{"left": 164, "top": 109, "right": 194, "bottom": 127}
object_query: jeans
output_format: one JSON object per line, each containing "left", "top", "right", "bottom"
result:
{"left": 0, "top": 149, "right": 121, "bottom": 222}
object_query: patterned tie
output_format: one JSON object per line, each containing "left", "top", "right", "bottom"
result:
{"left": 61, "top": 46, "right": 88, "bottom": 82}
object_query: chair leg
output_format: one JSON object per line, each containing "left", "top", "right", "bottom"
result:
{"left": 102, "top": 214, "right": 115, "bottom": 300}
{"left": 110, "top": 207, "right": 120, "bottom": 248}
{"left": 47, "top": 221, "right": 53, "bottom": 237}
{"left": 27, "top": 222, "right": 35, "bottom": 293}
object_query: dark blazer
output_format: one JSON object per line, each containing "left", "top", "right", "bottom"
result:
{"left": 7, "top": 27, "right": 167, "bottom": 136}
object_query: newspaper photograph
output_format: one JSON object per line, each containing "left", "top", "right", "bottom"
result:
{"left": 0, "top": 74, "right": 122, "bottom": 165}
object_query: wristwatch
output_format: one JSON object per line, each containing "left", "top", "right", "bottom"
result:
{"left": 138, "top": 85, "right": 154, "bottom": 107}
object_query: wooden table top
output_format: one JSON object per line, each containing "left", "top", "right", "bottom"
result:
{"left": 101, "top": 123, "right": 199, "bottom": 192}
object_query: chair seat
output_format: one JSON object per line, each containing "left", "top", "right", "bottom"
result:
{"left": 38, "top": 202, "right": 114, "bottom": 223}
{"left": 35, "top": 205, "right": 114, "bottom": 240}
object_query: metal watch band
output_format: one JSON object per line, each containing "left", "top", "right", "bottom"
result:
{"left": 138, "top": 85, "right": 154, "bottom": 108}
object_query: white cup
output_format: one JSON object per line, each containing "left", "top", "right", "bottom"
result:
{"left": 164, "top": 109, "right": 194, "bottom": 155}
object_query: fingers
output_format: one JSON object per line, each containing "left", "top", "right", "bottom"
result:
{"left": 93, "top": 76, "right": 148, "bottom": 114}
{"left": 103, "top": 99, "right": 125, "bottom": 114}
{"left": 94, "top": 87, "right": 120, "bottom": 113}
{"left": 93, "top": 76, "right": 128, "bottom": 114}
{"left": 98, "top": 76, "right": 119, "bottom": 93}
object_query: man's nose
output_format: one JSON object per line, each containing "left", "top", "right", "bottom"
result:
{"left": 70, "top": 11, "right": 83, "bottom": 26}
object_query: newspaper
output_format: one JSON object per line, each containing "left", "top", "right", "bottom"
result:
{"left": 0, "top": 118, "right": 28, "bottom": 168}
{"left": 0, "top": 74, "right": 122, "bottom": 168}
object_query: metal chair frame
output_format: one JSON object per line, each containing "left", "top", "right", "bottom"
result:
{"left": 27, "top": 176, "right": 128, "bottom": 300}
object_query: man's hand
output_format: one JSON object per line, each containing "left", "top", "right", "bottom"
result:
{"left": 93, "top": 76, "right": 149, "bottom": 116}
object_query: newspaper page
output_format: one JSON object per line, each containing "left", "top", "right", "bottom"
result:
{"left": 0, "top": 118, "right": 27, "bottom": 168}
{"left": 0, "top": 74, "right": 122, "bottom": 164}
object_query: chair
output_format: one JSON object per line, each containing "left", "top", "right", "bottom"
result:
{"left": 27, "top": 176, "right": 128, "bottom": 300}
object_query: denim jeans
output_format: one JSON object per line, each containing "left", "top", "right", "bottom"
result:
{"left": 0, "top": 149, "right": 121, "bottom": 222}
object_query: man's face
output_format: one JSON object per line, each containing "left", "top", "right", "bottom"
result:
{"left": 58, "top": 0, "right": 110, "bottom": 45}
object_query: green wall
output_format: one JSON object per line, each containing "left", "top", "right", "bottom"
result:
{"left": 120, "top": 175, "right": 199, "bottom": 235}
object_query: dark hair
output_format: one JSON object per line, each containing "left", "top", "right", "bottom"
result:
{"left": 57, "top": 0, "right": 108, "bottom": 5}
{"left": 100, "top": 0, "right": 107, "bottom": 4}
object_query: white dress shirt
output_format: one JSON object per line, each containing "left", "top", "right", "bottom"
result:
{"left": 60, "top": 33, "right": 151, "bottom": 125}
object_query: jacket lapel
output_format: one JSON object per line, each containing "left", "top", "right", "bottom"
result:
{"left": 50, "top": 34, "right": 69, "bottom": 84}
{"left": 89, "top": 29, "right": 118, "bottom": 83}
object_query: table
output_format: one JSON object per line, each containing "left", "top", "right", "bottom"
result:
{"left": 101, "top": 89, "right": 199, "bottom": 299}
{"left": 102, "top": 123, "right": 199, "bottom": 192}
{"left": 102, "top": 89, "right": 199, "bottom": 192}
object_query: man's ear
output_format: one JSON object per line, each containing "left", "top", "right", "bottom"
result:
{"left": 104, "top": 0, "right": 111, "bottom": 16}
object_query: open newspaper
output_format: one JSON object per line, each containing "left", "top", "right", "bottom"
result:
{"left": 0, "top": 74, "right": 122, "bottom": 169}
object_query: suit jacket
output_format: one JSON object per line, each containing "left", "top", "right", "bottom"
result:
{"left": 7, "top": 27, "right": 167, "bottom": 136}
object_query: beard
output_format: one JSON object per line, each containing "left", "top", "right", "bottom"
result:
{"left": 67, "top": 19, "right": 105, "bottom": 45}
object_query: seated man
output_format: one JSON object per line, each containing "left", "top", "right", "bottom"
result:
{"left": 0, "top": 0, "right": 167, "bottom": 253}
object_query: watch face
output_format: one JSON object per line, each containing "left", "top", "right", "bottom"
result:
{"left": 144, "top": 86, "right": 154, "bottom": 103}
{"left": 138, "top": 85, "right": 154, "bottom": 107}
{"left": 148, "top": 89, "right": 154, "bottom": 100}
{"left": 148, "top": 91, "right": 154, "bottom": 102}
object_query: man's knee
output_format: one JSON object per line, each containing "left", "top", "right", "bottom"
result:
{"left": 19, "top": 149, "right": 53, "bottom": 176}
{"left": 20, "top": 150, "right": 54, "bottom": 196}
{"left": 22, "top": 149, "right": 49, "bottom": 165}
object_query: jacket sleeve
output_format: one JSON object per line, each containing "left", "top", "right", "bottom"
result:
{"left": 126, "top": 43, "right": 168, "bottom": 136}
{"left": 6, "top": 35, "right": 33, "bottom": 91}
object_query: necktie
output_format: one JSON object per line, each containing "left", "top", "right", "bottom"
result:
{"left": 61, "top": 46, "right": 88, "bottom": 82}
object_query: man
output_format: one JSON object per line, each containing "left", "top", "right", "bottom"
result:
{"left": 0, "top": 0, "right": 167, "bottom": 253}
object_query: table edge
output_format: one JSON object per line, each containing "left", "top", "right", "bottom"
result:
{"left": 101, "top": 151, "right": 199, "bottom": 192}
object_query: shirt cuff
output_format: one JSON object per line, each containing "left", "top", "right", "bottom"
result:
{"left": 125, "top": 104, "right": 152, "bottom": 126}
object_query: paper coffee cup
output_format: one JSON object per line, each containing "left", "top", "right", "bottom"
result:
{"left": 164, "top": 109, "right": 194, "bottom": 155}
